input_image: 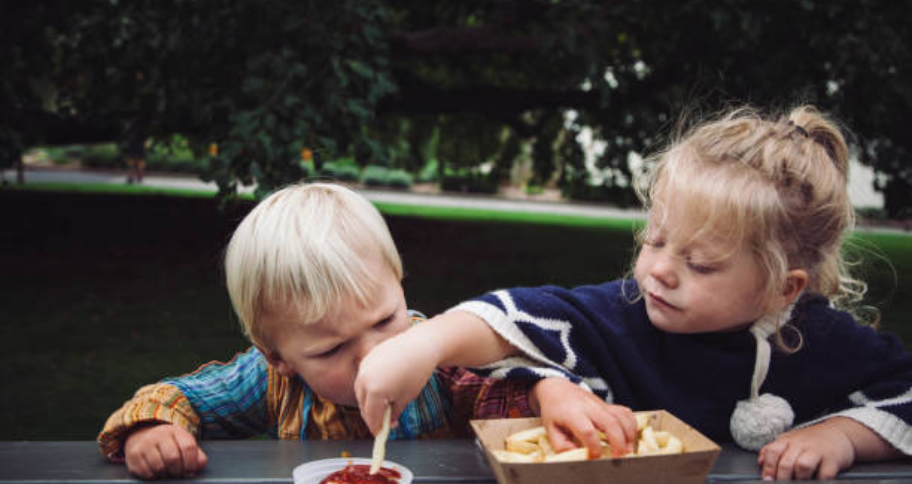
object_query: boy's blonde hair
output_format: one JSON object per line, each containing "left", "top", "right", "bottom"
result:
{"left": 637, "top": 105, "right": 862, "bottom": 332}
{"left": 224, "top": 182, "right": 403, "bottom": 350}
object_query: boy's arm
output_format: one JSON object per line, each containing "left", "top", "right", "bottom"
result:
{"left": 98, "top": 347, "right": 272, "bottom": 460}
{"left": 97, "top": 383, "right": 201, "bottom": 461}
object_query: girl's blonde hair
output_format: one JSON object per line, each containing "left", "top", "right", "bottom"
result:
{"left": 224, "top": 182, "right": 403, "bottom": 350}
{"left": 637, "top": 105, "right": 864, "bottom": 340}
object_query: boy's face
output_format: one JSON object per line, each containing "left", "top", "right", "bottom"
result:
{"left": 260, "top": 252, "right": 409, "bottom": 407}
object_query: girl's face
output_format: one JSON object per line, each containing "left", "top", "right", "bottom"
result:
{"left": 259, "top": 251, "right": 410, "bottom": 407}
{"left": 634, "top": 209, "right": 768, "bottom": 334}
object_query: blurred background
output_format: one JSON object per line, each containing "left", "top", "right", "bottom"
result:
{"left": 1, "top": 0, "right": 911, "bottom": 440}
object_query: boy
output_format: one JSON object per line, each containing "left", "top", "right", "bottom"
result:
{"left": 98, "top": 182, "right": 534, "bottom": 479}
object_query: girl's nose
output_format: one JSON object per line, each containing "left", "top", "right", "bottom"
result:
{"left": 650, "top": 254, "right": 679, "bottom": 288}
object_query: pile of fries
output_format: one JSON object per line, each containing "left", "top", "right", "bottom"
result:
{"left": 492, "top": 414, "right": 685, "bottom": 463}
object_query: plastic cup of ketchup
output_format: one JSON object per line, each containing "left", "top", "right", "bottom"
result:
{"left": 292, "top": 458, "right": 414, "bottom": 484}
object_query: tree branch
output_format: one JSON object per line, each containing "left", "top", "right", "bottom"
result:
{"left": 390, "top": 26, "right": 540, "bottom": 55}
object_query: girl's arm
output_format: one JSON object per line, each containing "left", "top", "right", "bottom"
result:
{"left": 356, "top": 310, "right": 517, "bottom": 434}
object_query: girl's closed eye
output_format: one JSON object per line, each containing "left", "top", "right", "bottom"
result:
{"left": 643, "top": 234, "right": 665, "bottom": 248}
{"left": 686, "top": 258, "right": 716, "bottom": 274}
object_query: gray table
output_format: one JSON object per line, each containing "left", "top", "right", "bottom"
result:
{"left": 2, "top": 441, "right": 911, "bottom": 484}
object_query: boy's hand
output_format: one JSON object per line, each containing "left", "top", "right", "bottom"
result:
{"left": 124, "top": 423, "right": 208, "bottom": 479}
{"left": 531, "top": 377, "right": 636, "bottom": 459}
{"left": 355, "top": 327, "right": 440, "bottom": 435}
{"left": 757, "top": 417, "right": 857, "bottom": 480}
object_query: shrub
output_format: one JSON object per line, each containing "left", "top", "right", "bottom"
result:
{"left": 560, "top": 181, "right": 640, "bottom": 207}
{"left": 441, "top": 171, "right": 498, "bottom": 194}
{"left": 386, "top": 169, "right": 412, "bottom": 189}
{"left": 361, "top": 165, "right": 389, "bottom": 186}
{"left": 319, "top": 161, "right": 360, "bottom": 181}
{"left": 80, "top": 143, "right": 120, "bottom": 168}
{"left": 416, "top": 159, "right": 439, "bottom": 183}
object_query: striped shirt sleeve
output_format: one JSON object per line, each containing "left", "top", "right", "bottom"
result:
{"left": 163, "top": 347, "right": 271, "bottom": 439}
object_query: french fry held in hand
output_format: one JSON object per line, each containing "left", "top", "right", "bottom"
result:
{"left": 492, "top": 414, "right": 685, "bottom": 463}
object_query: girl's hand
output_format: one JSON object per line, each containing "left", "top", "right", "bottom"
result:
{"left": 757, "top": 418, "right": 856, "bottom": 480}
{"left": 758, "top": 416, "right": 900, "bottom": 480}
{"left": 531, "top": 377, "right": 637, "bottom": 459}
{"left": 123, "top": 423, "right": 208, "bottom": 479}
{"left": 355, "top": 327, "right": 440, "bottom": 435}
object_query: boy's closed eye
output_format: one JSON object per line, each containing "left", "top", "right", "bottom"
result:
{"left": 315, "top": 343, "right": 343, "bottom": 358}
{"left": 373, "top": 314, "right": 394, "bottom": 330}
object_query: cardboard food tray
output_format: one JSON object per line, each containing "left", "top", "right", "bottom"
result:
{"left": 471, "top": 411, "right": 720, "bottom": 484}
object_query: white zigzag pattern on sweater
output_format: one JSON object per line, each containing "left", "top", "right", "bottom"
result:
{"left": 454, "top": 291, "right": 611, "bottom": 398}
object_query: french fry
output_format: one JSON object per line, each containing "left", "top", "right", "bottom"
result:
{"left": 659, "top": 435, "right": 683, "bottom": 454}
{"left": 492, "top": 414, "right": 685, "bottom": 464}
{"left": 369, "top": 405, "right": 391, "bottom": 474}
{"left": 506, "top": 426, "right": 548, "bottom": 445}
{"left": 506, "top": 439, "right": 540, "bottom": 454}
{"left": 493, "top": 449, "right": 542, "bottom": 463}
{"left": 639, "top": 426, "right": 660, "bottom": 454}
{"left": 537, "top": 435, "right": 555, "bottom": 456}
{"left": 544, "top": 447, "right": 589, "bottom": 462}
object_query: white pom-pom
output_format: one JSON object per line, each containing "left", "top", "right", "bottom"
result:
{"left": 730, "top": 393, "right": 794, "bottom": 451}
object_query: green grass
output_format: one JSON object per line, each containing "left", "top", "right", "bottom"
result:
{"left": 1, "top": 185, "right": 911, "bottom": 442}
{"left": 3, "top": 181, "right": 219, "bottom": 199}
{"left": 6, "top": 181, "right": 644, "bottom": 229}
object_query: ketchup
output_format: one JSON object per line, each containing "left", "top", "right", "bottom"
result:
{"left": 319, "top": 463, "right": 401, "bottom": 484}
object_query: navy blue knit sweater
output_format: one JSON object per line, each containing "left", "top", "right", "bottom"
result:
{"left": 454, "top": 279, "right": 912, "bottom": 453}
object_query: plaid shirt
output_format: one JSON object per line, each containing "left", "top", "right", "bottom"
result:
{"left": 99, "top": 346, "right": 533, "bottom": 460}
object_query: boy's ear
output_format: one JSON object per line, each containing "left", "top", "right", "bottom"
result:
{"left": 259, "top": 347, "right": 296, "bottom": 378}
{"left": 778, "top": 269, "right": 808, "bottom": 308}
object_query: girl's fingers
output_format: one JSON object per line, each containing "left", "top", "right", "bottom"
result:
{"left": 759, "top": 441, "right": 786, "bottom": 480}
{"left": 544, "top": 421, "right": 576, "bottom": 453}
{"left": 775, "top": 445, "right": 800, "bottom": 481}
{"left": 792, "top": 449, "right": 821, "bottom": 480}
{"left": 594, "top": 414, "right": 628, "bottom": 457}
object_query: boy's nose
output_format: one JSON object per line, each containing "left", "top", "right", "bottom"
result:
{"left": 354, "top": 333, "right": 384, "bottom": 364}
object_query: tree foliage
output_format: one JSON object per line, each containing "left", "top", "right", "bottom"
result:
{"left": 3, "top": 0, "right": 911, "bottom": 214}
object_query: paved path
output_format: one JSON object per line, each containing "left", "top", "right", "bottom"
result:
{"left": 2, "top": 167, "right": 646, "bottom": 221}
{"left": 4, "top": 167, "right": 910, "bottom": 235}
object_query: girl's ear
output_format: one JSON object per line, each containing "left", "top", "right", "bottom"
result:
{"left": 779, "top": 269, "right": 809, "bottom": 307}
{"left": 260, "top": 347, "right": 296, "bottom": 377}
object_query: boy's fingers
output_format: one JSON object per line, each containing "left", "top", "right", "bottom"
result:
{"left": 142, "top": 448, "right": 168, "bottom": 478}
{"left": 126, "top": 453, "right": 152, "bottom": 480}
{"left": 158, "top": 441, "right": 184, "bottom": 477}
{"left": 196, "top": 446, "right": 209, "bottom": 471}
{"left": 173, "top": 428, "right": 201, "bottom": 475}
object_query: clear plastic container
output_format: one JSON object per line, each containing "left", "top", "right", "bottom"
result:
{"left": 292, "top": 458, "right": 413, "bottom": 484}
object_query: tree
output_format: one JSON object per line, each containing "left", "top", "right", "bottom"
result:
{"left": 4, "top": 0, "right": 911, "bottom": 215}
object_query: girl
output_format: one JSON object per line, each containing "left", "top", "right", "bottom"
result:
{"left": 355, "top": 106, "right": 912, "bottom": 480}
